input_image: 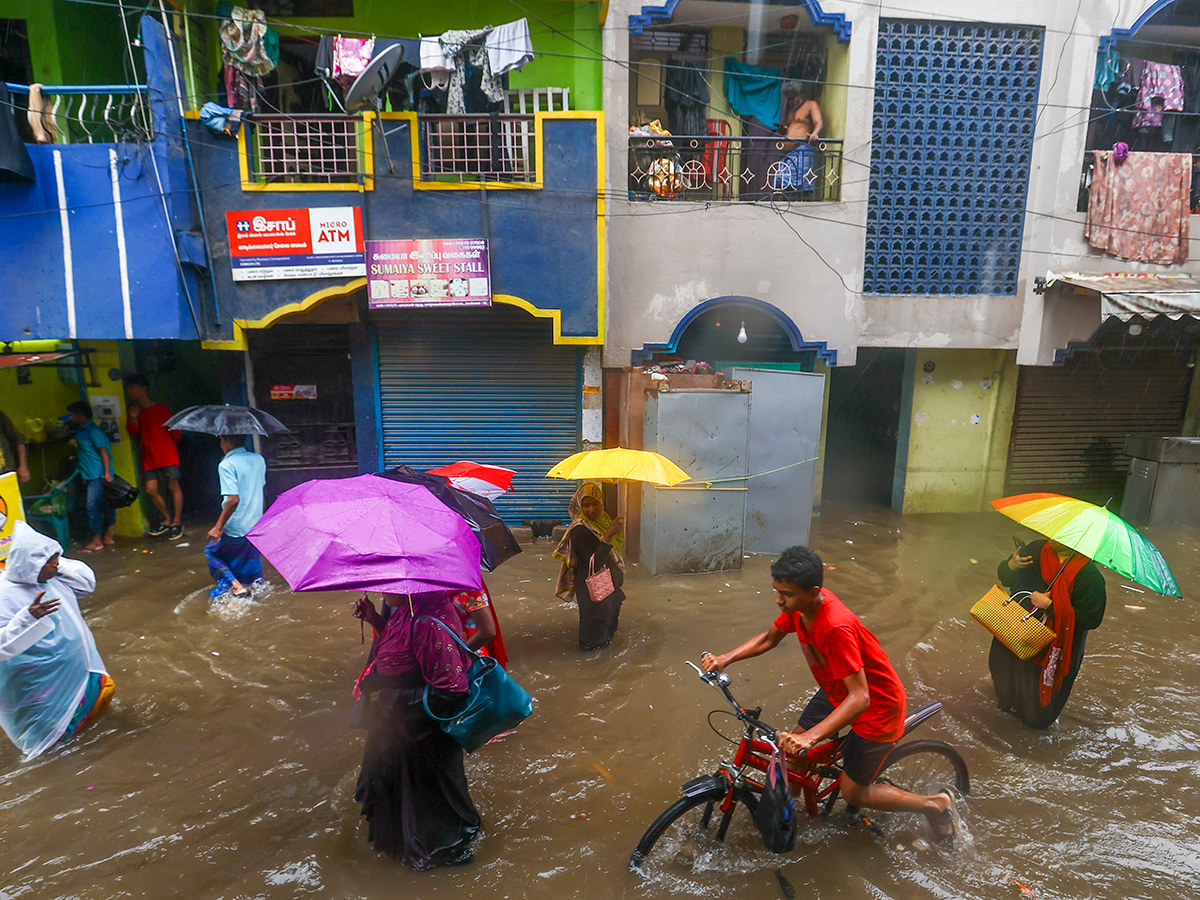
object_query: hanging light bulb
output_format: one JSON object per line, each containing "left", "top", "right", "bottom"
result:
{"left": 737, "top": 321, "right": 748, "bottom": 344}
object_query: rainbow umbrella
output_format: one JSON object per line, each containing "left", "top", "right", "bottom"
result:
{"left": 990, "top": 492, "right": 1181, "bottom": 597}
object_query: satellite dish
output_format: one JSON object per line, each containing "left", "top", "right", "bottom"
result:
{"left": 344, "top": 42, "right": 406, "bottom": 112}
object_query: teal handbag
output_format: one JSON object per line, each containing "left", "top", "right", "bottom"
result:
{"left": 416, "top": 616, "right": 534, "bottom": 753}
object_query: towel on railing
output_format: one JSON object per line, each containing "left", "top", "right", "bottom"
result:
{"left": 1086, "top": 150, "right": 1191, "bottom": 264}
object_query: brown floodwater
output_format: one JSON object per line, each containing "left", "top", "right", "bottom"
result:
{"left": 2, "top": 504, "right": 1198, "bottom": 900}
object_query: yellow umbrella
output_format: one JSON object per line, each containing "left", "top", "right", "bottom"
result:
{"left": 545, "top": 448, "right": 691, "bottom": 487}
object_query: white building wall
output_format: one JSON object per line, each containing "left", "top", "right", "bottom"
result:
{"left": 603, "top": 0, "right": 1198, "bottom": 367}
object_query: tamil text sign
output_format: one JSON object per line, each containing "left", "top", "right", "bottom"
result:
{"left": 227, "top": 207, "right": 365, "bottom": 281}
{"left": 366, "top": 239, "right": 491, "bottom": 308}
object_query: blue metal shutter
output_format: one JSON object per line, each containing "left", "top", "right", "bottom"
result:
{"left": 375, "top": 305, "right": 582, "bottom": 523}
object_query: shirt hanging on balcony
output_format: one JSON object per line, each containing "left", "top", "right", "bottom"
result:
{"left": 420, "top": 36, "right": 457, "bottom": 72}
{"left": 333, "top": 36, "right": 375, "bottom": 90}
{"left": 219, "top": 5, "right": 276, "bottom": 77}
{"left": 1085, "top": 150, "right": 1191, "bottom": 264}
{"left": 1133, "top": 61, "right": 1184, "bottom": 130}
{"left": 486, "top": 18, "right": 534, "bottom": 76}
{"left": 723, "top": 57, "right": 783, "bottom": 129}
{"left": 0, "top": 84, "right": 35, "bottom": 183}
{"left": 439, "top": 28, "right": 506, "bottom": 115}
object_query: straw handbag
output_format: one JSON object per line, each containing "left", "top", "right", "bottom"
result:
{"left": 970, "top": 585, "right": 1056, "bottom": 660}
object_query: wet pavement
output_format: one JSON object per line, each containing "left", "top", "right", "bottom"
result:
{"left": 2, "top": 504, "right": 1198, "bottom": 900}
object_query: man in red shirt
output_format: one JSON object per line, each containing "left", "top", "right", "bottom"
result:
{"left": 125, "top": 375, "right": 184, "bottom": 539}
{"left": 702, "top": 545, "right": 955, "bottom": 840}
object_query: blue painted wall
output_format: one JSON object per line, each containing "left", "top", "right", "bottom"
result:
{"left": 189, "top": 117, "right": 601, "bottom": 343}
{"left": 0, "top": 16, "right": 203, "bottom": 342}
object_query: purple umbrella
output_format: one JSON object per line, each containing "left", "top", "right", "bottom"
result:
{"left": 246, "top": 474, "right": 482, "bottom": 594}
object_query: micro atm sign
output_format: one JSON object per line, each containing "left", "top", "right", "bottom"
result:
{"left": 226, "top": 207, "right": 366, "bottom": 281}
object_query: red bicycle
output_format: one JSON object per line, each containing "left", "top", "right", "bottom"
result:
{"left": 630, "top": 662, "right": 970, "bottom": 870}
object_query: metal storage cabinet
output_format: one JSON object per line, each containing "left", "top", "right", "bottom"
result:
{"left": 641, "top": 389, "right": 750, "bottom": 576}
{"left": 1121, "top": 436, "right": 1200, "bottom": 526}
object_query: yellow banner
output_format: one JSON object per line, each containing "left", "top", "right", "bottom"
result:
{"left": 0, "top": 471, "right": 26, "bottom": 563}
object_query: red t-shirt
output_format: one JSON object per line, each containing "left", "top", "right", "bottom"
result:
{"left": 773, "top": 588, "right": 906, "bottom": 742}
{"left": 127, "top": 402, "right": 180, "bottom": 470}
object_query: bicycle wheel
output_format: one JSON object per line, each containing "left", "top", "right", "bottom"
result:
{"left": 630, "top": 786, "right": 760, "bottom": 871}
{"left": 876, "top": 740, "right": 969, "bottom": 796}
{"left": 867, "top": 740, "right": 970, "bottom": 839}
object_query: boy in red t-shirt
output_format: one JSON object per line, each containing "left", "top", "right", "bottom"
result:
{"left": 702, "top": 545, "right": 956, "bottom": 841}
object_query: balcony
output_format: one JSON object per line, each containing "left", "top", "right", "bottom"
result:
{"left": 628, "top": 134, "right": 843, "bottom": 202}
{"left": 4, "top": 83, "right": 151, "bottom": 145}
{"left": 419, "top": 114, "right": 537, "bottom": 183}
{"left": 240, "top": 113, "right": 370, "bottom": 190}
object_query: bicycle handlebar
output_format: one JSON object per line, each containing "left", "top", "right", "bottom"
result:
{"left": 687, "top": 660, "right": 779, "bottom": 744}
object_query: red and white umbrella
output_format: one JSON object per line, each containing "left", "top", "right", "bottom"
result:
{"left": 427, "top": 461, "right": 515, "bottom": 500}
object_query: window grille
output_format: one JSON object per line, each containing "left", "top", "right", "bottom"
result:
{"left": 864, "top": 20, "right": 1043, "bottom": 295}
{"left": 247, "top": 115, "right": 364, "bottom": 185}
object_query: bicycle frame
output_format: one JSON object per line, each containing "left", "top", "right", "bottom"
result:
{"left": 686, "top": 662, "right": 847, "bottom": 820}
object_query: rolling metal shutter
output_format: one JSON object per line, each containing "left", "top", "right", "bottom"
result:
{"left": 1005, "top": 345, "right": 1193, "bottom": 504}
{"left": 376, "top": 305, "right": 581, "bottom": 523}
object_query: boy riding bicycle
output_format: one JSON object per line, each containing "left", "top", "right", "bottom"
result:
{"left": 701, "top": 545, "right": 956, "bottom": 841}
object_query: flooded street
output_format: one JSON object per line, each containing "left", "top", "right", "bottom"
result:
{"left": 2, "top": 504, "right": 1198, "bottom": 900}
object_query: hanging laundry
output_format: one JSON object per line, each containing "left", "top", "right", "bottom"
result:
{"left": 1093, "top": 47, "right": 1121, "bottom": 91}
{"left": 0, "top": 83, "right": 35, "bottom": 182}
{"left": 219, "top": 6, "right": 276, "bottom": 77}
{"left": 439, "top": 28, "right": 505, "bottom": 114}
{"left": 664, "top": 61, "right": 708, "bottom": 136}
{"left": 224, "top": 66, "right": 259, "bottom": 113}
{"left": 1133, "top": 61, "right": 1184, "bottom": 130}
{"left": 486, "top": 18, "right": 534, "bottom": 76}
{"left": 723, "top": 57, "right": 783, "bottom": 129}
{"left": 1086, "top": 150, "right": 1191, "bottom": 264}
{"left": 420, "top": 36, "right": 456, "bottom": 72}
{"left": 333, "top": 36, "right": 375, "bottom": 90}
{"left": 373, "top": 37, "right": 422, "bottom": 68}
{"left": 1171, "top": 58, "right": 1200, "bottom": 152}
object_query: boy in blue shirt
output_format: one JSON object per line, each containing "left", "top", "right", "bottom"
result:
{"left": 67, "top": 402, "right": 115, "bottom": 552}
{"left": 205, "top": 434, "right": 267, "bottom": 597}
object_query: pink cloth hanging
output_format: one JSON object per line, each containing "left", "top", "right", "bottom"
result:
{"left": 332, "top": 36, "right": 375, "bottom": 90}
{"left": 1085, "top": 150, "right": 1191, "bottom": 264}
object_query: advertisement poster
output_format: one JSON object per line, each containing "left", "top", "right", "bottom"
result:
{"left": 366, "top": 239, "right": 491, "bottom": 309}
{"left": 0, "top": 471, "right": 26, "bottom": 563}
{"left": 269, "top": 385, "right": 318, "bottom": 400}
{"left": 226, "top": 207, "right": 365, "bottom": 281}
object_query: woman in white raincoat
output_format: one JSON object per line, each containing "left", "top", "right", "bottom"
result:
{"left": 0, "top": 520, "right": 113, "bottom": 758}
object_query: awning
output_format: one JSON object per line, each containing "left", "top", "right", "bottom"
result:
{"left": 0, "top": 351, "right": 75, "bottom": 369}
{"left": 1042, "top": 272, "right": 1200, "bottom": 320}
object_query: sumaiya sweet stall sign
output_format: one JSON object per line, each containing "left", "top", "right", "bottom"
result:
{"left": 366, "top": 239, "right": 491, "bottom": 309}
{"left": 226, "top": 207, "right": 365, "bottom": 281}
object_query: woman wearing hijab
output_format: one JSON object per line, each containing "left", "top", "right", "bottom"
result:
{"left": 553, "top": 482, "right": 626, "bottom": 650}
{"left": 352, "top": 590, "right": 481, "bottom": 869}
{"left": 992, "top": 538, "right": 1107, "bottom": 728}
{"left": 0, "top": 521, "right": 114, "bottom": 758}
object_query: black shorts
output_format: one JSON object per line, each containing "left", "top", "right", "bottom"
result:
{"left": 145, "top": 464, "right": 181, "bottom": 484}
{"left": 797, "top": 690, "right": 896, "bottom": 786}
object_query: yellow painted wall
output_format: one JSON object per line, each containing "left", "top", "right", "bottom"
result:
{"left": 899, "top": 349, "right": 1018, "bottom": 514}
{"left": 820, "top": 35, "right": 849, "bottom": 142}
{"left": 0, "top": 341, "right": 145, "bottom": 538}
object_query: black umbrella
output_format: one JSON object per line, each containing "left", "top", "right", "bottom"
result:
{"left": 377, "top": 464, "right": 522, "bottom": 572}
{"left": 164, "top": 404, "right": 289, "bottom": 436}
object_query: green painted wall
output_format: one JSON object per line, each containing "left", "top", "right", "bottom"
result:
{"left": 0, "top": 0, "right": 128, "bottom": 86}
{"left": 897, "top": 348, "right": 1018, "bottom": 514}
{"left": 1, "top": 341, "right": 146, "bottom": 538}
{"left": 265, "top": 0, "right": 603, "bottom": 109}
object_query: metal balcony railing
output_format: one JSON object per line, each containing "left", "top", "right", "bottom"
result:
{"left": 4, "top": 83, "right": 151, "bottom": 144}
{"left": 628, "top": 134, "right": 843, "bottom": 202}
{"left": 244, "top": 114, "right": 367, "bottom": 186}
{"left": 419, "top": 114, "right": 537, "bottom": 182}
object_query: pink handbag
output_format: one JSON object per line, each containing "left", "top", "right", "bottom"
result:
{"left": 584, "top": 556, "right": 616, "bottom": 603}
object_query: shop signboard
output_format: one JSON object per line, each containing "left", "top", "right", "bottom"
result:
{"left": 366, "top": 239, "right": 491, "bottom": 309}
{"left": 270, "top": 385, "right": 318, "bottom": 400}
{"left": 226, "top": 207, "right": 365, "bottom": 281}
{"left": 0, "top": 471, "right": 26, "bottom": 563}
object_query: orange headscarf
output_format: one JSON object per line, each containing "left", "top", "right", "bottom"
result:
{"left": 1037, "top": 543, "right": 1088, "bottom": 707}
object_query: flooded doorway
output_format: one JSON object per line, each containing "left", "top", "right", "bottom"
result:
{"left": 822, "top": 347, "right": 906, "bottom": 506}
